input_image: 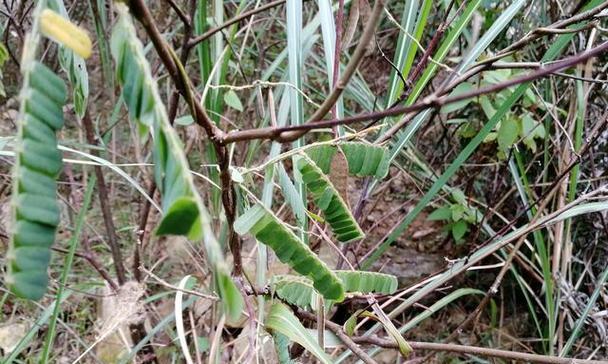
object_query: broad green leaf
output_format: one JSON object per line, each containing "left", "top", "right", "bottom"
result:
{"left": 265, "top": 303, "right": 333, "bottom": 364}
{"left": 297, "top": 155, "right": 364, "bottom": 243}
{"left": 439, "top": 83, "right": 475, "bottom": 114}
{"left": 450, "top": 204, "right": 466, "bottom": 222}
{"left": 111, "top": 3, "right": 242, "bottom": 320}
{"left": 427, "top": 206, "right": 452, "bottom": 221}
{"left": 306, "top": 144, "right": 337, "bottom": 174}
{"left": 175, "top": 115, "right": 194, "bottom": 126}
{"left": 272, "top": 275, "right": 317, "bottom": 309}
{"left": 336, "top": 270, "right": 397, "bottom": 294}
{"left": 223, "top": 89, "right": 244, "bottom": 111}
{"left": 273, "top": 332, "right": 294, "bottom": 364}
{"left": 343, "top": 309, "right": 365, "bottom": 336}
{"left": 451, "top": 189, "right": 467, "bottom": 205}
{"left": 234, "top": 204, "right": 344, "bottom": 301}
{"left": 306, "top": 142, "right": 390, "bottom": 179}
{"left": 451, "top": 220, "right": 468, "bottom": 241}
{"left": 339, "top": 142, "right": 390, "bottom": 179}
{"left": 497, "top": 117, "right": 519, "bottom": 151}
{"left": 520, "top": 113, "right": 545, "bottom": 153}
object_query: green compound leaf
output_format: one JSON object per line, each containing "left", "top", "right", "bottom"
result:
{"left": 234, "top": 204, "right": 344, "bottom": 301}
{"left": 266, "top": 303, "right": 333, "bottom": 364}
{"left": 271, "top": 275, "right": 317, "bottom": 309}
{"left": 111, "top": 3, "right": 242, "bottom": 320}
{"left": 339, "top": 142, "right": 390, "bottom": 179}
{"left": 272, "top": 332, "right": 294, "bottom": 364}
{"left": 271, "top": 271, "right": 397, "bottom": 309}
{"left": 305, "top": 144, "right": 337, "bottom": 174}
{"left": 7, "top": 3, "right": 67, "bottom": 301}
{"left": 305, "top": 142, "right": 389, "bottom": 179}
{"left": 296, "top": 154, "right": 364, "bottom": 243}
{"left": 335, "top": 270, "right": 397, "bottom": 294}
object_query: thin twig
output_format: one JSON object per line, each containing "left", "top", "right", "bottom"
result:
{"left": 82, "top": 111, "right": 127, "bottom": 284}
{"left": 296, "top": 309, "right": 378, "bottom": 364}
{"left": 187, "top": 0, "right": 288, "bottom": 49}
{"left": 353, "top": 337, "right": 607, "bottom": 364}
{"left": 221, "top": 40, "right": 608, "bottom": 144}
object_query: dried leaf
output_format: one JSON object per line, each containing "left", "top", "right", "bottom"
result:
{"left": 342, "top": 0, "right": 360, "bottom": 51}
{"left": 328, "top": 149, "right": 350, "bottom": 204}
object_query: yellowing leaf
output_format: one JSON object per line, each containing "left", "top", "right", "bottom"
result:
{"left": 40, "top": 9, "right": 92, "bottom": 59}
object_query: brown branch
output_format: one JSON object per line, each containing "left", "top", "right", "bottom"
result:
{"left": 498, "top": 0, "right": 608, "bottom": 56}
{"left": 52, "top": 246, "right": 118, "bottom": 291}
{"left": 167, "top": 0, "right": 198, "bottom": 124}
{"left": 134, "top": 182, "right": 156, "bottom": 283}
{"left": 83, "top": 110, "right": 156, "bottom": 363}
{"left": 126, "top": 0, "right": 223, "bottom": 141}
{"left": 165, "top": 0, "right": 190, "bottom": 25}
{"left": 353, "top": 337, "right": 607, "bottom": 364}
{"left": 124, "top": 0, "right": 243, "bottom": 277}
{"left": 186, "top": 0, "right": 287, "bottom": 49}
{"left": 296, "top": 307, "right": 603, "bottom": 364}
{"left": 82, "top": 111, "right": 127, "bottom": 284}
{"left": 275, "top": 0, "right": 385, "bottom": 142}
{"left": 296, "top": 309, "right": 378, "bottom": 364}
{"left": 221, "top": 40, "right": 608, "bottom": 144}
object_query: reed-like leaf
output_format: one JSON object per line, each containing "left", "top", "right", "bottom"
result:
{"left": 266, "top": 303, "right": 333, "bottom": 364}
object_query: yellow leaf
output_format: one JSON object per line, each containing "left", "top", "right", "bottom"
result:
{"left": 39, "top": 9, "right": 92, "bottom": 59}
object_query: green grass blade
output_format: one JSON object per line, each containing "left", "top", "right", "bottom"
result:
{"left": 364, "top": 0, "right": 603, "bottom": 268}
{"left": 560, "top": 263, "right": 608, "bottom": 357}
{"left": 385, "top": 0, "right": 420, "bottom": 105}
{"left": 40, "top": 175, "right": 96, "bottom": 362}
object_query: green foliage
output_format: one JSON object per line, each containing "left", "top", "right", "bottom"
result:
{"left": 271, "top": 275, "right": 317, "bottom": 309}
{"left": 270, "top": 271, "right": 397, "bottom": 309}
{"left": 428, "top": 189, "right": 480, "bottom": 243}
{"left": 336, "top": 270, "right": 398, "bottom": 294}
{"left": 223, "top": 89, "right": 244, "bottom": 111}
{"left": 305, "top": 144, "right": 337, "bottom": 174}
{"left": 110, "top": 3, "right": 242, "bottom": 320}
{"left": 297, "top": 154, "right": 364, "bottom": 242}
{"left": 265, "top": 303, "right": 333, "bottom": 364}
{"left": 273, "top": 332, "right": 294, "bottom": 364}
{"left": 340, "top": 142, "right": 390, "bottom": 178}
{"left": 234, "top": 203, "right": 345, "bottom": 301}
{"left": 305, "top": 142, "right": 390, "bottom": 179}
{"left": 7, "top": 6, "right": 67, "bottom": 300}
{"left": 0, "top": 42, "right": 8, "bottom": 96}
